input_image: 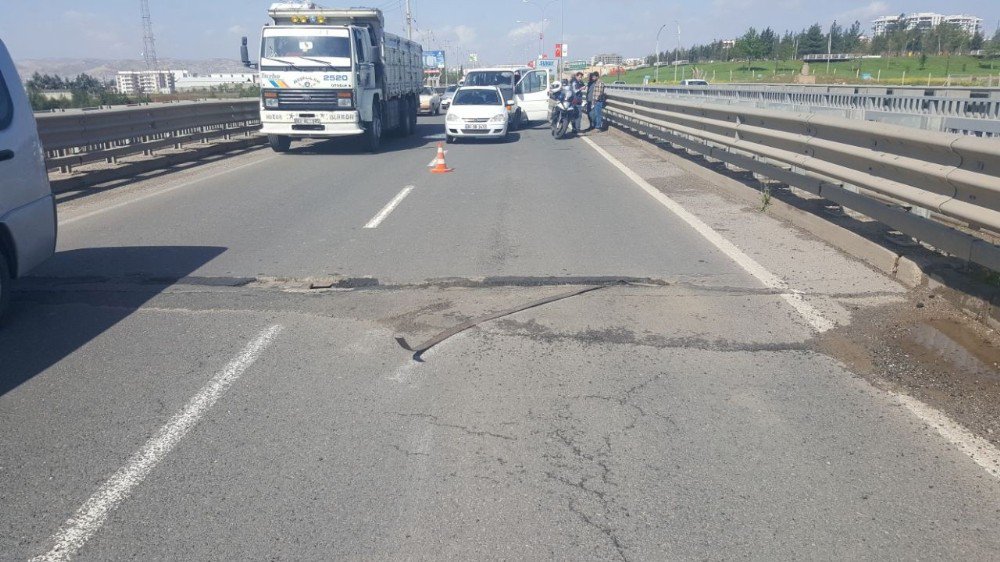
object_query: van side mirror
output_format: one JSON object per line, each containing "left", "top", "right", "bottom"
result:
{"left": 240, "top": 36, "right": 257, "bottom": 69}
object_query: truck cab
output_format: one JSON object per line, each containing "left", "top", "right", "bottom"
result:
{"left": 462, "top": 67, "right": 551, "bottom": 128}
{"left": 248, "top": 4, "right": 422, "bottom": 153}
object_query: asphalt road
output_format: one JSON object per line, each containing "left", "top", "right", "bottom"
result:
{"left": 2, "top": 116, "right": 998, "bottom": 560}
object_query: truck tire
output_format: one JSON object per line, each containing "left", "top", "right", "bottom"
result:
{"left": 410, "top": 98, "right": 419, "bottom": 133}
{"left": 402, "top": 98, "right": 415, "bottom": 136}
{"left": 0, "top": 251, "right": 10, "bottom": 323}
{"left": 268, "top": 135, "right": 291, "bottom": 152}
{"left": 365, "top": 103, "right": 383, "bottom": 153}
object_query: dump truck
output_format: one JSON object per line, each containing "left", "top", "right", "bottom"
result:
{"left": 243, "top": 3, "right": 423, "bottom": 153}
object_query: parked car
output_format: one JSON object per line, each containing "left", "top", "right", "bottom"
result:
{"left": 680, "top": 79, "right": 709, "bottom": 86}
{"left": 612, "top": 81, "right": 627, "bottom": 85}
{"left": 419, "top": 87, "right": 441, "bottom": 115}
{"left": 0, "top": 38, "right": 57, "bottom": 320}
{"left": 445, "top": 86, "right": 509, "bottom": 143}
{"left": 462, "top": 67, "right": 551, "bottom": 129}
{"left": 440, "top": 85, "right": 458, "bottom": 110}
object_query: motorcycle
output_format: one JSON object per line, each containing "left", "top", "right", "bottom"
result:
{"left": 549, "top": 86, "right": 586, "bottom": 140}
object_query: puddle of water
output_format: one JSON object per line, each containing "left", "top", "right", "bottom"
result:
{"left": 906, "top": 319, "right": 1000, "bottom": 381}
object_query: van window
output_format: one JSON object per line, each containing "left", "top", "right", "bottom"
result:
{"left": 0, "top": 71, "right": 12, "bottom": 130}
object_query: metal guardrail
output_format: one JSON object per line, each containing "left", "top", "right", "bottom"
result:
{"left": 35, "top": 100, "right": 264, "bottom": 192}
{"left": 605, "top": 92, "right": 1000, "bottom": 271}
{"left": 609, "top": 85, "right": 1000, "bottom": 135}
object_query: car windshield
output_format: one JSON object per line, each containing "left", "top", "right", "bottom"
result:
{"left": 262, "top": 36, "right": 351, "bottom": 59}
{"left": 452, "top": 89, "right": 501, "bottom": 106}
{"left": 464, "top": 71, "right": 514, "bottom": 88}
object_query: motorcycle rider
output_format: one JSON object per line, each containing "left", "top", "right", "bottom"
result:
{"left": 548, "top": 81, "right": 584, "bottom": 135}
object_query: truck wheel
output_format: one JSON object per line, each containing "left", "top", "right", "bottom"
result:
{"left": 0, "top": 251, "right": 10, "bottom": 323}
{"left": 268, "top": 135, "right": 291, "bottom": 153}
{"left": 402, "top": 100, "right": 415, "bottom": 136}
{"left": 365, "top": 104, "right": 382, "bottom": 153}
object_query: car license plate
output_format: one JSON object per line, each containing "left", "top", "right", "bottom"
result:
{"left": 466, "top": 124, "right": 488, "bottom": 130}
{"left": 294, "top": 118, "right": 321, "bottom": 125}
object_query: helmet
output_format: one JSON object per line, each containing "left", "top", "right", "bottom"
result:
{"left": 549, "top": 81, "right": 562, "bottom": 92}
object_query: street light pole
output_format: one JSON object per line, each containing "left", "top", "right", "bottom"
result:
{"left": 655, "top": 24, "right": 667, "bottom": 82}
{"left": 523, "top": 0, "right": 561, "bottom": 71}
{"left": 673, "top": 20, "right": 681, "bottom": 83}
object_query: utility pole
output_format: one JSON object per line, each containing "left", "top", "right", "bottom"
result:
{"left": 655, "top": 24, "right": 666, "bottom": 82}
{"left": 827, "top": 20, "right": 835, "bottom": 75}
{"left": 405, "top": 0, "right": 413, "bottom": 41}
{"left": 674, "top": 20, "right": 681, "bottom": 83}
{"left": 140, "top": 0, "right": 159, "bottom": 70}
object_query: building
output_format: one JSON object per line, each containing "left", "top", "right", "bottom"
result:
{"left": 623, "top": 57, "right": 645, "bottom": 67}
{"left": 115, "top": 70, "right": 176, "bottom": 95}
{"left": 173, "top": 71, "right": 258, "bottom": 91}
{"left": 721, "top": 39, "right": 736, "bottom": 49}
{"left": 872, "top": 13, "right": 983, "bottom": 37}
{"left": 943, "top": 15, "right": 984, "bottom": 36}
{"left": 590, "top": 53, "right": 623, "bottom": 66}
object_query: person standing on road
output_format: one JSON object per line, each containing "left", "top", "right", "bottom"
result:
{"left": 585, "top": 72, "right": 607, "bottom": 132}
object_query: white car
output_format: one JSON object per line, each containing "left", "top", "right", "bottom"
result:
{"left": 419, "top": 87, "right": 441, "bottom": 115}
{"left": 439, "top": 85, "right": 458, "bottom": 110}
{"left": 0, "top": 39, "right": 57, "bottom": 319}
{"left": 445, "top": 86, "right": 509, "bottom": 143}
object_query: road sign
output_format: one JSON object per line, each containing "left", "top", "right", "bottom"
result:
{"left": 423, "top": 50, "right": 445, "bottom": 70}
{"left": 566, "top": 60, "right": 587, "bottom": 71}
{"left": 537, "top": 59, "right": 557, "bottom": 71}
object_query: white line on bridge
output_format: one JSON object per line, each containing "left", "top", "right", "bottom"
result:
{"left": 31, "top": 325, "right": 284, "bottom": 562}
{"left": 364, "top": 186, "right": 414, "bottom": 229}
{"left": 59, "top": 156, "right": 278, "bottom": 227}
{"left": 582, "top": 136, "right": 835, "bottom": 333}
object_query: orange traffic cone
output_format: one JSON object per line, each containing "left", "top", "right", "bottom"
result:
{"left": 430, "top": 142, "right": 453, "bottom": 174}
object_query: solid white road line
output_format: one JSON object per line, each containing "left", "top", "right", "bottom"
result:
{"left": 582, "top": 136, "right": 835, "bottom": 333}
{"left": 31, "top": 325, "right": 284, "bottom": 562}
{"left": 59, "top": 155, "right": 278, "bottom": 227}
{"left": 364, "top": 186, "right": 414, "bottom": 229}
{"left": 584, "top": 135, "right": 1000, "bottom": 481}
{"left": 895, "top": 392, "right": 1000, "bottom": 480}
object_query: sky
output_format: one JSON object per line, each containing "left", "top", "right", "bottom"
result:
{"left": 2, "top": 0, "right": 998, "bottom": 66}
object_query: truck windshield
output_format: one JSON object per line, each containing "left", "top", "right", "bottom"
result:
{"left": 452, "top": 89, "right": 501, "bottom": 106}
{"left": 263, "top": 36, "right": 351, "bottom": 59}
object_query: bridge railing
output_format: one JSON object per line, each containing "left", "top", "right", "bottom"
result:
{"left": 35, "top": 100, "right": 263, "bottom": 193}
{"left": 608, "top": 85, "right": 1000, "bottom": 135}
{"left": 605, "top": 92, "right": 1000, "bottom": 271}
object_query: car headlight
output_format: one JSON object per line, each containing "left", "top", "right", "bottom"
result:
{"left": 490, "top": 113, "right": 507, "bottom": 123}
{"left": 446, "top": 112, "right": 460, "bottom": 122}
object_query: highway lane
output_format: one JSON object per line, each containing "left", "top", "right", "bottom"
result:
{"left": 2, "top": 117, "right": 999, "bottom": 560}
{"left": 44, "top": 118, "right": 746, "bottom": 286}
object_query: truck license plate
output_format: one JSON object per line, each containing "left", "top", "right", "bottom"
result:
{"left": 294, "top": 118, "right": 322, "bottom": 125}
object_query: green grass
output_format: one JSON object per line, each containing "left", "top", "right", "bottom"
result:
{"left": 609, "top": 55, "right": 1000, "bottom": 87}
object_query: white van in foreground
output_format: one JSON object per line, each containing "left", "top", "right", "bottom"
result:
{"left": 0, "top": 39, "right": 56, "bottom": 319}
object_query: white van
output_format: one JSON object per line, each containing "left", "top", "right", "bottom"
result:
{"left": 0, "top": 39, "right": 57, "bottom": 318}
{"left": 461, "top": 67, "right": 551, "bottom": 128}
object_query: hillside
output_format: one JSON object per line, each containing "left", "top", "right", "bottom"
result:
{"left": 13, "top": 58, "right": 249, "bottom": 81}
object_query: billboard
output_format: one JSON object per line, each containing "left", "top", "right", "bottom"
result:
{"left": 423, "top": 50, "right": 446, "bottom": 70}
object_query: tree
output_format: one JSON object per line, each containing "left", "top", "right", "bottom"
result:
{"left": 759, "top": 28, "right": 777, "bottom": 59}
{"left": 971, "top": 31, "right": 985, "bottom": 51}
{"left": 800, "top": 24, "right": 826, "bottom": 55}
{"left": 734, "top": 27, "right": 767, "bottom": 70}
